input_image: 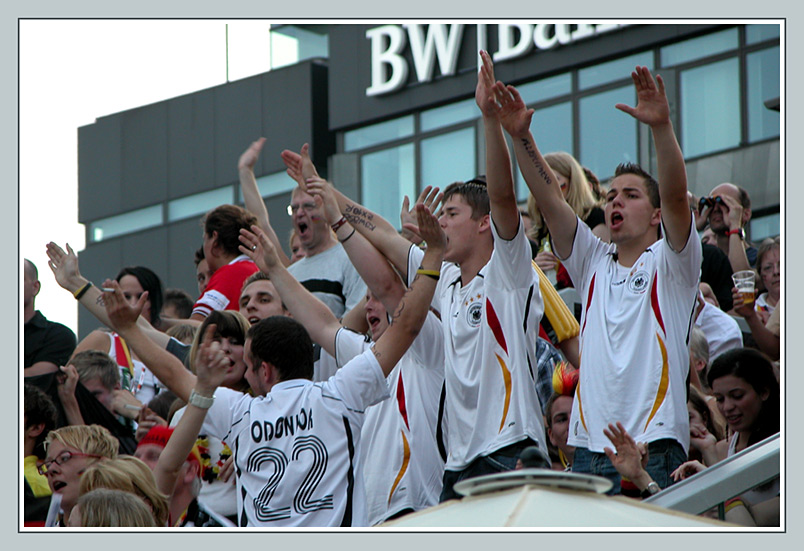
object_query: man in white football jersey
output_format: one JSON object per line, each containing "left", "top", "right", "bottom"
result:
{"left": 101, "top": 204, "right": 446, "bottom": 527}
{"left": 496, "top": 64, "right": 702, "bottom": 493}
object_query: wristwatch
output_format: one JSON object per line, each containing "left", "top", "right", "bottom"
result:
{"left": 640, "top": 481, "right": 661, "bottom": 498}
{"left": 726, "top": 227, "right": 745, "bottom": 240}
{"left": 188, "top": 389, "right": 215, "bottom": 409}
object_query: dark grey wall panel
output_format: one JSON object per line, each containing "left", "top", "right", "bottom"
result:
{"left": 213, "top": 75, "right": 264, "bottom": 187}
{"left": 167, "top": 90, "right": 217, "bottom": 198}
{"left": 121, "top": 104, "right": 169, "bottom": 209}
{"left": 78, "top": 117, "right": 123, "bottom": 222}
{"left": 165, "top": 217, "right": 206, "bottom": 300}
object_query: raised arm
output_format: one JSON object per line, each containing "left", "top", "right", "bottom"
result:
{"left": 615, "top": 66, "right": 691, "bottom": 250}
{"left": 154, "top": 324, "right": 227, "bottom": 497}
{"left": 371, "top": 204, "right": 445, "bottom": 377}
{"left": 238, "top": 138, "right": 291, "bottom": 267}
{"left": 494, "top": 83, "right": 577, "bottom": 258}
{"left": 102, "top": 281, "right": 196, "bottom": 402}
{"left": 476, "top": 50, "right": 519, "bottom": 240}
{"left": 281, "top": 145, "right": 414, "bottom": 280}
{"left": 238, "top": 225, "right": 342, "bottom": 357}
{"left": 46, "top": 242, "right": 171, "bottom": 349}
{"left": 305, "top": 177, "right": 406, "bottom": 314}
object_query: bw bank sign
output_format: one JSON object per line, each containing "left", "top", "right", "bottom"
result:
{"left": 366, "top": 23, "right": 626, "bottom": 97}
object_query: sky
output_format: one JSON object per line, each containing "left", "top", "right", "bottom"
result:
{"left": 20, "top": 20, "right": 297, "bottom": 334}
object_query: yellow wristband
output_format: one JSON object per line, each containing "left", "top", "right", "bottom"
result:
{"left": 73, "top": 282, "right": 92, "bottom": 300}
{"left": 416, "top": 268, "right": 440, "bottom": 281}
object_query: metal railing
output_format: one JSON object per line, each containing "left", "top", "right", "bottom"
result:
{"left": 644, "top": 433, "right": 780, "bottom": 519}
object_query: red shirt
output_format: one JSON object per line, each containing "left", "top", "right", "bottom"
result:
{"left": 192, "top": 256, "right": 259, "bottom": 318}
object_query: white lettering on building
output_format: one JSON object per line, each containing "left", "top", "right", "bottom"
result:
{"left": 367, "top": 23, "right": 625, "bottom": 96}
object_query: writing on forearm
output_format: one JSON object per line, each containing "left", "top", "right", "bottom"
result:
{"left": 521, "top": 139, "right": 553, "bottom": 186}
{"left": 344, "top": 204, "right": 377, "bottom": 232}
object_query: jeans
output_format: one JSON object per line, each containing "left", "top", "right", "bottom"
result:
{"left": 571, "top": 438, "right": 687, "bottom": 495}
{"left": 439, "top": 439, "right": 538, "bottom": 502}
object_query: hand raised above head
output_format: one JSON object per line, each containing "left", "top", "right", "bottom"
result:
{"left": 238, "top": 137, "right": 266, "bottom": 172}
{"left": 103, "top": 279, "right": 147, "bottom": 332}
{"left": 413, "top": 203, "right": 446, "bottom": 253}
{"left": 46, "top": 242, "right": 82, "bottom": 291}
{"left": 299, "top": 143, "right": 320, "bottom": 183}
{"left": 615, "top": 66, "right": 670, "bottom": 128}
{"left": 475, "top": 50, "right": 500, "bottom": 117}
{"left": 194, "top": 323, "right": 230, "bottom": 391}
{"left": 305, "top": 178, "right": 342, "bottom": 226}
{"left": 494, "top": 82, "right": 534, "bottom": 139}
{"left": 239, "top": 225, "right": 279, "bottom": 272}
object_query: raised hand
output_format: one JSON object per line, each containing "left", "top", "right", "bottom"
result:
{"left": 493, "top": 81, "right": 534, "bottom": 139}
{"left": 299, "top": 143, "right": 320, "bottom": 182}
{"left": 475, "top": 50, "right": 499, "bottom": 117}
{"left": 56, "top": 364, "right": 80, "bottom": 401}
{"left": 410, "top": 203, "right": 446, "bottom": 254}
{"left": 102, "top": 279, "right": 148, "bottom": 332}
{"left": 46, "top": 242, "right": 83, "bottom": 292}
{"left": 400, "top": 185, "right": 443, "bottom": 244}
{"left": 239, "top": 225, "right": 280, "bottom": 273}
{"left": 615, "top": 66, "right": 670, "bottom": 128}
{"left": 280, "top": 143, "right": 321, "bottom": 189}
{"left": 238, "top": 137, "right": 266, "bottom": 173}
{"left": 305, "top": 177, "right": 343, "bottom": 226}
{"left": 194, "top": 323, "right": 230, "bottom": 392}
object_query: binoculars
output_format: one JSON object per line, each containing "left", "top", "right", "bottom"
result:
{"left": 698, "top": 195, "right": 725, "bottom": 211}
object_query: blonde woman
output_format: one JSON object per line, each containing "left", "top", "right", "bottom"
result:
{"left": 70, "top": 488, "right": 157, "bottom": 527}
{"left": 527, "top": 152, "right": 609, "bottom": 287}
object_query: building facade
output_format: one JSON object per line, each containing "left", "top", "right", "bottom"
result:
{"left": 77, "top": 22, "right": 781, "bottom": 337}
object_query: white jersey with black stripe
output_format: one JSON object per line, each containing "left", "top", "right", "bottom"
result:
{"left": 199, "top": 350, "right": 389, "bottom": 527}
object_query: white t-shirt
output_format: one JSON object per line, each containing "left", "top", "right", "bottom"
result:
{"left": 694, "top": 300, "right": 743, "bottom": 361}
{"left": 333, "top": 316, "right": 445, "bottom": 525}
{"left": 199, "top": 350, "right": 389, "bottom": 527}
{"left": 408, "top": 220, "right": 547, "bottom": 471}
{"left": 562, "top": 218, "right": 702, "bottom": 454}
{"left": 287, "top": 243, "right": 367, "bottom": 318}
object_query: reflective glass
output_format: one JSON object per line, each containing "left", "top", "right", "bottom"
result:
{"left": 746, "top": 24, "right": 781, "bottom": 45}
{"left": 517, "top": 101, "right": 573, "bottom": 199}
{"left": 517, "top": 72, "right": 571, "bottom": 104}
{"left": 421, "top": 98, "right": 478, "bottom": 132}
{"left": 579, "top": 85, "right": 636, "bottom": 181}
{"left": 421, "top": 127, "right": 476, "bottom": 190}
{"left": 680, "top": 58, "right": 740, "bottom": 157}
{"left": 750, "top": 213, "right": 780, "bottom": 242}
{"left": 746, "top": 46, "right": 780, "bottom": 142}
{"left": 660, "top": 28, "right": 738, "bottom": 67}
{"left": 361, "top": 144, "right": 415, "bottom": 229}
{"left": 236, "top": 171, "right": 298, "bottom": 203}
{"left": 90, "top": 204, "right": 163, "bottom": 243}
{"left": 344, "top": 116, "right": 415, "bottom": 152}
{"left": 579, "top": 52, "right": 652, "bottom": 90}
{"left": 168, "top": 187, "right": 234, "bottom": 222}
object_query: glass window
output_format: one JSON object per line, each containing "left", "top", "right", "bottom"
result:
{"left": 579, "top": 85, "right": 636, "bottom": 181}
{"left": 746, "top": 46, "right": 781, "bottom": 142}
{"left": 660, "top": 28, "right": 738, "bottom": 67}
{"left": 579, "top": 52, "right": 652, "bottom": 90}
{"left": 680, "top": 58, "right": 740, "bottom": 158}
{"left": 421, "top": 127, "right": 475, "bottom": 190}
{"left": 168, "top": 187, "right": 234, "bottom": 222}
{"left": 237, "top": 171, "right": 297, "bottom": 203}
{"left": 517, "top": 72, "right": 571, "bottom": 104}
{"left": 361, "top": 144, "right": 415, "bottom": 229}
{"left": 421, "top": 98, "right": 478, "bottom": 132}
{"left": 746, "top": 24, "right": 781, "bottom": 45}
{"left": 89, "top": 204, "right": 163, "bottom": 243}
{"left": 517, "top": 101, "right": 573, "bottom": 199}
{"left": 344, "top": 116, "right": 415, "bottom": 152}
{"left": 750, "top": 212, "right": 780, "bottom": 242}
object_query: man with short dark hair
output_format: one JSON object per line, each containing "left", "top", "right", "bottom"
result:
{"left": 161, "top": 288, "right": 195, "bottom": 320}
{"left": 24, "top": 259, "right": 76, "bottom": 376}
{"left": 499, "top": 64, "right": 702, "bottom": 493}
